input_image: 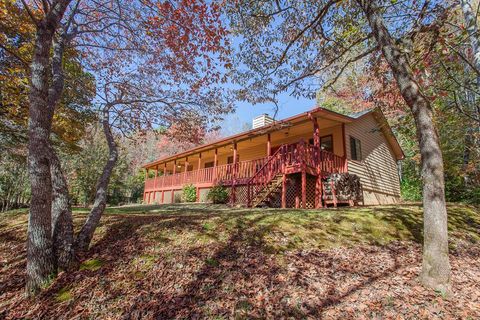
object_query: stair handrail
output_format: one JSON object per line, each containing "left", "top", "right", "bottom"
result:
{"left": 246, "top": 143, "right": 291, "bottom": 207}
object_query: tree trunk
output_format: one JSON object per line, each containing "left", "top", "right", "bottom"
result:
{"left": 461, "top": 0, "right": 480, "bottom": 84}
{"left": 49, "top": 147, "right": 75, "bottom": 270}
{"left": 462, "top": 98, "right": 474, "bottom": 187}
{"left": 25, "top": 0, "right": 72, "bottom": 295}
{"left": 75, "top": 107, "right": 118, "bottom": 253}
{"left": 461, "top": 0, "right": 480, "bottom": 184}
{"left": 26, "top": 25, "right": 57, "bottom": 295}
{"left": 48, "top": 28, "right": 76, "bottom": 270}
{"left": 6, "top": 190, "right": 12, "bottom": 211}
{"left": 357, "top": 0, "right": 451, "bottom": 292}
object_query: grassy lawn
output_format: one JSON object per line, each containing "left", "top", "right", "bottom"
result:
{"left": 1, "top": 203, "right": 479, "bottom": 319}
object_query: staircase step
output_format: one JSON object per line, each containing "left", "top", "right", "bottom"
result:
{"left": 250, "top": 172, "right": 285, "bottom": 207}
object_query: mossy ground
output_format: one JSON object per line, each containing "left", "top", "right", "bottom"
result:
{"left": 72, "top": 202, "right": 479, "bottom": 251}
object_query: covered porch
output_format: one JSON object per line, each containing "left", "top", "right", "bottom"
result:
{"left": 143, "top": 108, "right": 353, "bottom": 205}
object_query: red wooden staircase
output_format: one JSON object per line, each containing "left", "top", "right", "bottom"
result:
{"left": 247, "top": 144, "right": 287, "bottom": 207}
{"left": 246, "top": 139, "right": 347, "bottom": 208}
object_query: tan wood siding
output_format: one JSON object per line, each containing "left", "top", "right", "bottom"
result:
{"left": 345, "top": 114, "right": 401, "bottom": 204}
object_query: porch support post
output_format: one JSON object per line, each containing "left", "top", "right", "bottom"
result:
{"left": 213, "top": 148, "right": 218, "bottom": 182}
{"left": 309, "top": 113, "right": 320, "bottom": 147}
{"left": 233, "top": 142, "right": 238, "bottom": 165}
{"left": 197, "top": 153, "right": 202, "bottom": 185}
{"left": 301, "top": 171, "right": 307, "bottom": 209}
{"left": 282, "top": 174, "right": 287, "bottom": 208}
{"left": 144, "top": 168, "right": 148, "bottom": 204}
{"left": 161, "top": 190, "right": 165, "bottom": 204}
{"left": 310, "top": 114, "right": 321, "bottom": 187}
{"left": 162, "top": 163, "right": 167, "bottom": 189}
{"left": 232, "top": 142, "right": 238, "bottom": 204}
{"left": 184, "top": 157, "right": 189, "bottom": 187}
{"left": 196, "top": 154, "right": 202, "bottom": 202}
{"left": 342, "top": 123, "right": 348, "bottom": 172}
{"left": 154, "top": 165, "right": 158, "bottom": 190}
{"left": 267, "top": 133, "right": 271, "bottom": 157}
{"left": 172, "top": 160, "right": 176, "bottom": 203}
{"left": 315, "top": 175, "right": 323, "bottom": 208}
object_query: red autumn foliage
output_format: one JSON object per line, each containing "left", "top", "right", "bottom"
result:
{"left": 326, "top": 59, "right": 409, "bottom": 120}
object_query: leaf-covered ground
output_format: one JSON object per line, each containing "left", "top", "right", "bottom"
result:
{"left": 0, "top": 203, "right": 479, "bottom": 319}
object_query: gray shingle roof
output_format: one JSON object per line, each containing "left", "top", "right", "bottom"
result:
{"left": 348, "top": 108, "right": 373, "bottom": 119}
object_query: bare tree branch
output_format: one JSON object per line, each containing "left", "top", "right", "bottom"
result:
{"left": 272, "top": 0, "right": 340, "bottom": 72}
{"left": 324, "top": 46, "right": 378, "bottom": 90}
{"left": 20, "top": 0, "right": 41, "bottom": 26}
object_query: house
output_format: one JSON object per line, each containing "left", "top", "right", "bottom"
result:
{"left": 142, "top": 107, "right": 404, "bottom": 208}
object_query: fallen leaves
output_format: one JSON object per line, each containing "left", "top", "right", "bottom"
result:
{"left": 0, "top": 208, "right": 479, "bottom": 319}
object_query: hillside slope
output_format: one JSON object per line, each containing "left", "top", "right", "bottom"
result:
{"left": 1, "top": 204, "right": 479, "bottom": 319}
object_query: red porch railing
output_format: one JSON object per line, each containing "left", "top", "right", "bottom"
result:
{"left": 318, "top": 148, "right": 348, "bottom": 175}
{"left": 144, "top": 140, "right": 347, "bottom": 193}
{"left": 144, "top": 157, "right": 268, "bottom": 191}
{"left": 305, "top": 144, "right": 347, "bottom": 175}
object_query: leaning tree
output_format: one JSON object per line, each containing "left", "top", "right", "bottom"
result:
{"left": 228, "top": 0, "right": 452, "bottom": 292}
{"left": 16, "top": 0, "right": 231, "bottom": 294}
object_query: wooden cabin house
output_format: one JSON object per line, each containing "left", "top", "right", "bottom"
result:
{"left": 142, "top": 107, "right": 404, "bottom": 208}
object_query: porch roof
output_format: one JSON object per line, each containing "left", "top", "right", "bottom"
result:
{"left": 142, "top": 106, "right": 404, "bottom": 169}
{"left": 143, "top": 107, "right": 354, "bottom": 169}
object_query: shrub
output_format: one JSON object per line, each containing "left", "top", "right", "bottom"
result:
{"left": 400, "top": 176, "right": 422, "bottom": 201}
{"left": 468, "top": 187, "right": 480, "bottom": 205}
{"left": 182, "top": 184, "right": 197, "bottom": 202}
{"left": 207, "top": 185, "right": 229, "bottom": 204}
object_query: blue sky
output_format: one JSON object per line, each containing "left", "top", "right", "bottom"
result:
{"left": 219, "top": 93, "right": 315, "bottom": 135}
{"left": 236, "top": 93, "right": 315, "bottom": 123}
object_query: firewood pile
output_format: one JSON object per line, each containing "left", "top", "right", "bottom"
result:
{"left": 323, "top": 173, "right": 363, "bottom": 201}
